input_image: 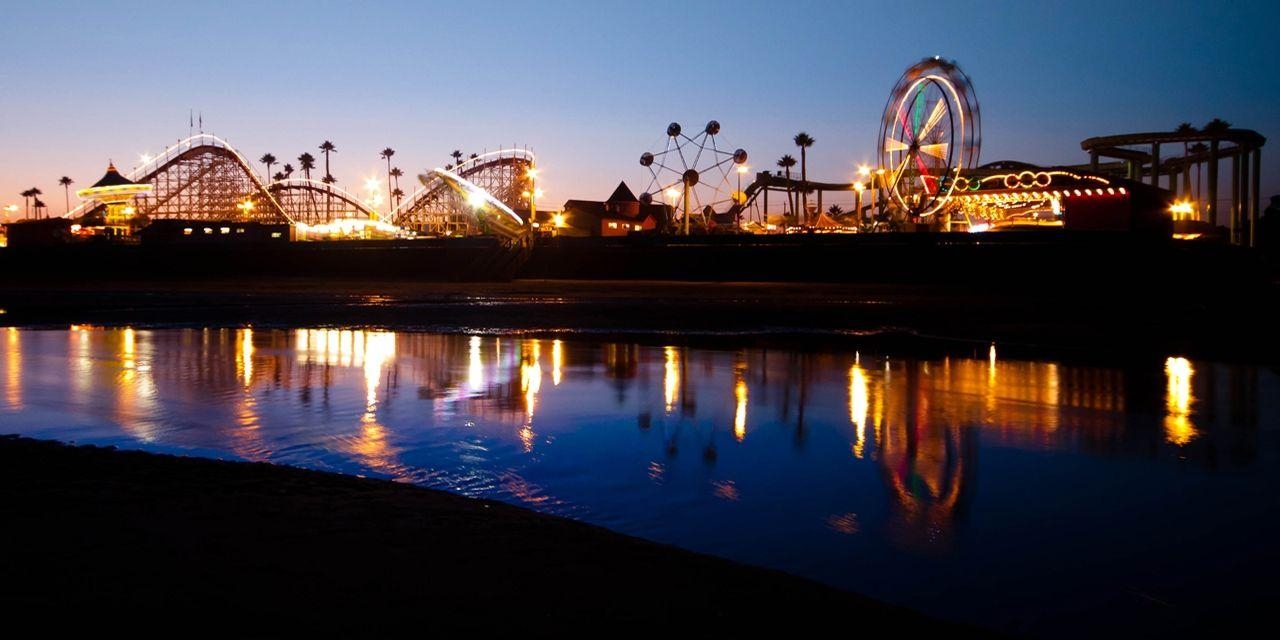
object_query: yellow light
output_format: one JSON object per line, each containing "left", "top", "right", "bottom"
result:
{"left": 526, "top": 168, "right": 538, "bottom": 179}
{"left": 1164, "top": 356, "right": 1196, "bottom": 445}
{"left": 140, "top": 153, "right": 152, "bottom": 164}
{"left": 364, "top": 177, "right": 381, "bottom": 192}
{"left": 552, "top": 213, "right": 566, "bottom": 228}
{"left": 663, "top": 346, "right": 679, "bottom": 413}
{"left": 1169, "top": 200, "right": 1194, "bottom": 219}
{"left": 122, "top": 206, "right": 136, "bottom": 216}
{"left": 533, "top": 188, "right": 544, "bottom": 199}
{"left": 734, "top": 375, "right": 748, "bottom": 442}
{"left": 467, "top": 190, "right": 487, "bottom": 209}
{"left": 551, "top": 339, "right": 563, "bottom": 385}
{"left": 849, "top": 363, "right": 868, "bottom": 458}
{"left": 737, "top": 165, "right": 750, "bottom": 174}
{"left": 665, "top": 188, "right": 680, "bottom": 200}
{"left": 853, "top": 181, "right": 865, "bottom": 192}
{"left": 858, "top": 165, "right": 871, "bottom": 177}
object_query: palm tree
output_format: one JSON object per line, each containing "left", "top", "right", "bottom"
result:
{"left": 282, "top": 163, "right": 295, "bottom": 179}
{"left": 27, "top": 187, "right": 43, "bottom": 219}
{"left": 58, "top": 176, "right": 73, "bottom": 214}
{"left": 469, "top": 152, "right": 478, "bottom": 160}
{"left": 297, "top": 153, "right": 316, "bottom": 180}
{"left": 259, "top": 153, "right": 277, "bottom": 182}
{"left": 389, "top": 167, "right": 403, "bottom": 193}
{"left": 380, "top": 147, "right": 395, "bottom": 208}
{"left": 20, "top": 188, "right": 34, "bottom": 218}
{"left": 319, "top": 141, "right": 337, "bottom": 182}
{"left": 793, "top": 132, "right": 815, "bottom": 222}
{"left": 450, "top": 149, "right": 463, "bottom": 168}
{"left": 33, "top": 198, "right": 47, "bottom": 219}
{"left": 827, "top": 204, "right": 844, "bottom": 216}
{"left": 273, "top": 171, "right": 286, "bottom": 181}
{"left": 321, "top": 175, "right": 336, "bottom": 185}
{"left": 444, "top": 163, "right": 454, "bottom": 171}
{"left": 777, "top": 155, "right": 797, "bottom": 217}
{"left": 392, "top": 187, "right": 405, "bottom": 208}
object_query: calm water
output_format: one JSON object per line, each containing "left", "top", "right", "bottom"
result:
{"left": 1, "top": 327, "right": 1277, "bottom": 635}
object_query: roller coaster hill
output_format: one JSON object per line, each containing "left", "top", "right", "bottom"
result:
{"left": 0, "top": 135, "right": 538, "bottom": 282}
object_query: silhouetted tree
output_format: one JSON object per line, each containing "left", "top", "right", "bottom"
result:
{"left": 777, "top": 155, "right": 797, "bottom": 217}
{"left": 259, "top": 153, "right": 277, "bottom": 182}
{"left": 27, "top": 187, "right": 43, "bottom": 219}
{"left": 450, "top": 149, "right": 463, "bottom": 167}
{"left": 392, "top": 187, "right": 404, "bottom": 208}
{"left": 297, "top": 153, "right": 316, "bottom": 180}
{"left": 282, "top": 163, "right": 295, "bottom": 179}
{"left": 273, "top": 171, "right": 286, "bottom": 181}
{"left": 33, "top": 198, "right": 46, "bottom": 219}
{"left": 794, "top": 132, "right": 815, "bottom": 222}
{"left": 319, "top": 141, "right": 337, "bottom": 183}
{"left": 380, "top": 147, "right": 395, "bottom": 209}
{"left": 20, "top": 188, "right": 35, "bottom": 218}
{"left": 389, "top": 167, "right": 403, "bottom": 192}
{"left": 58, "top": 176, "right": 73, "bottom": 215}
{"left": 827, "top": 204, "right": 844, "bottom": 216}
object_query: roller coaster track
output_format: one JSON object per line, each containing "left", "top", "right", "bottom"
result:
{"left": 65, "top": 134, "right": 290, "bottom": 223}
{"left": 391, "top": 149, "right": 535, "bottom": 237}
{"left": 63, "top": 136, "right": 534, "bottom": 240}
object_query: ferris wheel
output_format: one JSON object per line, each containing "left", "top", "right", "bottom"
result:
{"left": 639, "top": 121, "right": 748, "bottom": 234}
{"left": 877, "top": 57, "right": 981, "bottom": 217}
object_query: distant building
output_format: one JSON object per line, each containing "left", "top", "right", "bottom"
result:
{"left": 555, "top": 182, "right": 671, "bottom": 237}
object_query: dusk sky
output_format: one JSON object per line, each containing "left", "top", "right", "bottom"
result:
{"left": 2, "top": 0, "right": 1276, "bottom": 216}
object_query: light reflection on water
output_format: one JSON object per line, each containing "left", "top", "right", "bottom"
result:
{"left": 1, "top": 327, "right": 1276, "bottom": 635}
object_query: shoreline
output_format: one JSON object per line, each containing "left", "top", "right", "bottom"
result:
{"left": 0, "top": 435, "right": 972, "bottom": 634}
{"left": 0, "top": 277, "right": 1276, "bottom": 363}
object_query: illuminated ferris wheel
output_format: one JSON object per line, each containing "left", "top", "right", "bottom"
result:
{"left": 877, "top": 57, "right": 981, "bottom": 217}
{"left": 639, "top": 121, "right": 747, "bottom": 234}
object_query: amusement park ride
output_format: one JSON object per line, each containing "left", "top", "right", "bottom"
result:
{"left": 38, "top": 57, "right": 1263, "bottom": 247}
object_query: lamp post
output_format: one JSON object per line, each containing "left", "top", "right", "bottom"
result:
{"left": 853, "top": 181, "right": 865, "bottom": 228}
{"left": 736, "top": 165, "right": 749, "bottom": 231}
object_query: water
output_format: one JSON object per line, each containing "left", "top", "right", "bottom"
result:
{"left": 1, "top": 326, "right": 1277, "bottom": 635}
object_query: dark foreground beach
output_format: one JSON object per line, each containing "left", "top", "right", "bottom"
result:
{"left": 0, "top": 436, "right": 970, "bottom": 635}
{"left": 1, "top": 276, "right": 1276, "bottom": 361}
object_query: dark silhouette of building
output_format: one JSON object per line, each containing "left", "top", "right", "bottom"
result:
{"left": 556, "top": 182, "right": 670, "bottom": 237}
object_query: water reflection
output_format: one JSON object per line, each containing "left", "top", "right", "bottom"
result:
{"left": 0, "top": 327, "right": 1273, "bottom": 634}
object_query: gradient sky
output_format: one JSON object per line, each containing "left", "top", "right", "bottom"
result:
{"left": 1, "top": 0, "right": 1277, "bottom": 216}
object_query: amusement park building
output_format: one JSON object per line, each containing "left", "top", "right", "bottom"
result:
{"left": 556, "top": 182, "right": 670, "bottom": 237}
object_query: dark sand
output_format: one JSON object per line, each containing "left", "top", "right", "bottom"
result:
{"left": 1, "top": 277, "right": 1275, "bottom": 361}
{"left": 0, "top": 436, "right": 976, "bottom": 635}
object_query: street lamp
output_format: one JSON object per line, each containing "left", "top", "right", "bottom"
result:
{"left": 236, "top": 200, "right": 254, "bottom": 218}
{"left": 853, "top": 181, "right": 866, "bottom": 227}
{"left": 736, "top": 165, "right": 750, "bottom": 231}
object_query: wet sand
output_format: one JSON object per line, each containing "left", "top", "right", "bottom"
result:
{"left": 0, "top": 277, "right": 1275, "bottom": 361}
{"left": 0, "top": 436, "right": 973, "bottom": 635}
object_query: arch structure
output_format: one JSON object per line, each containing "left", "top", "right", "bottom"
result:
{"left": 391, "top": 149, "right": 535, "bottom": 237}
{"left": 268, "top": 178, "right": 380, "bottom": 225}
{"left": 66, "top": 134, "right": 291, "bottom": 224}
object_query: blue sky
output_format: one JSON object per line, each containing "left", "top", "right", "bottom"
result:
{"left": 1, "top": 0, "right": 1276, "bottom": 214}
